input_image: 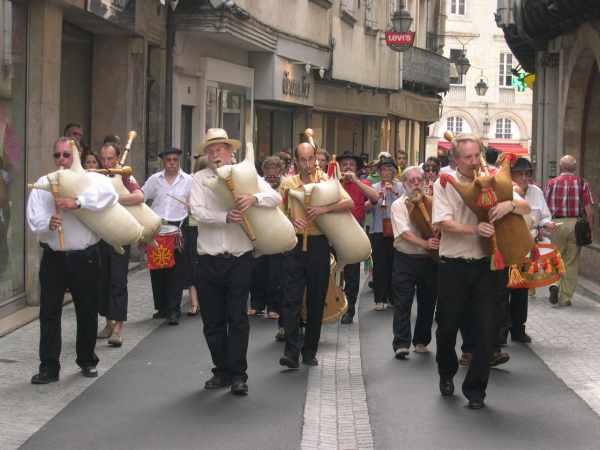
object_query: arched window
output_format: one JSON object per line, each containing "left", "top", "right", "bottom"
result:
{"left": 446, "top": 116, "right": 473, "bottom": 134}
{"left": 495, "top": 118, "right": 512, "bottom": 139}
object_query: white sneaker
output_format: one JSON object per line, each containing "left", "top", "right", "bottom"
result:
{"left": 395, "top": 347, "right": 410, "bottom": 359}
{"left": 414, "top": 344, "right": 429, "bottom": 353}
{"left": 375, "top": 303, "right": 385, "bottom": 311}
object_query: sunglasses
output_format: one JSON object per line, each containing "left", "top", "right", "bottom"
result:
{"left": 53, "top": 152, "right": 72, "bottom": 159}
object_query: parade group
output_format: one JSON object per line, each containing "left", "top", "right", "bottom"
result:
{"left": 25, "top": 123, "right": 595, "bottom": 410}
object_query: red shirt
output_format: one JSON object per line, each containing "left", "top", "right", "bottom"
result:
{"left": 544, "top": 174, "right": 594, "bottom": 218}
{"left": 342, "top": 179, "right": 372, "bottom": 224}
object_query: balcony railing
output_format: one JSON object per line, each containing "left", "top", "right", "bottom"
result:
{"left": 402, "top": 47, "right": 450, "bottom": 93}
{"left": 499, "top": 87, "right": 515, "bottom": 104}
{"left": 447, "top": 85, "right": 466, "bottom": 101}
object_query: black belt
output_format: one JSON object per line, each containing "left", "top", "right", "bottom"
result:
{"left": 440, "top": 256, "right": 489, "bottom": 264}
{"left": 209, "top": 251, "right": 251, "bottom": 260}
{"left": 166, "top": 220, "right": 184, "bottom": 227}
{"left": 553, "top": 216, "right": 578, "bottom": 219}
{"left": 40, "top": 242, "right": 99, "bottom": 255}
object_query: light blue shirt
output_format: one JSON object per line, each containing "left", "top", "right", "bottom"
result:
{"left": 369, "top": 181, "right": 405, "bottom": 234}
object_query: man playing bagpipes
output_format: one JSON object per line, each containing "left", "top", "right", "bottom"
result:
{"left": 432, "top": 133, "right": 531, "bottom": 409}
{"left": 278, "top": 142, "right": 354, "bottom": 369}
{"left": 389, "top": 166, "right": 439, "bottom": 359}
{"left": 26, "top": 138, "right": 119, "bottom": 383}
{"left": 337, "top": 151, "right": 379, "bottom": 325}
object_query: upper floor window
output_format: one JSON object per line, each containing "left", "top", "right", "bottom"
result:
{"left": 495, "top": 118, "right": 512, "bottom": 139}
{"left": 450, "top": 0, "right": 466, "bottom": 15}
{"left": 447, "top": 116, "right": 464, "bottom": 134}
{"left": 499, "top": 53, "right": 513, "bottom": 87}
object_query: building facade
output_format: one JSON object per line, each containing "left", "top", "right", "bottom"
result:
{"left": 0, "top": 0, "right": 168, "bottom": 319}
{"left": 426, "top": 0, "right": 532, "bottom": 158}
{"left": 171, "top": 0, "right": 450, "bottom": 165}
{"left": 496, "top": 0, "right": 600, "bottom": 282}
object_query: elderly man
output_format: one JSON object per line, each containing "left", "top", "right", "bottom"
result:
{"left": 142, "top": 147, "right": 192, "bottom": 325}
{"left": 191, "top": 129, "right": 281, "bottom": 396}
{"left": 27, "top": 138, "right": 118, "bottom": 383}
{"left": 389, "top": 166, "right": 439, "bottom": 358}
{"left": 433, "top": 134, "right": 531, "bottom": 409}
{"left": 279, "top": 142, "right": 354, "bottom": 368}
{"left": 337, "top": 151, "right": 378, "bottom": 324}
{"left": 545, "top": 154, "right": 595, "bottom": 307}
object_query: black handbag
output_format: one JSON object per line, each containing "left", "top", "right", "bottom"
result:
{"left": 575, "top": 177, "right": 592, "bottom": 247}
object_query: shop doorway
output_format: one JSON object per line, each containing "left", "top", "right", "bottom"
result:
{"left": 59, "top": 23, "right": 92, "bottom": 148}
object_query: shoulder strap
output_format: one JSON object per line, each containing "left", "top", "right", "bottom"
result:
{"left": 578, "top": 176, "right": 585, "bottom": 218}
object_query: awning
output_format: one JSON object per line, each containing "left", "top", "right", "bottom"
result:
{"left": 487, "top": 143, "right": 529, "bottom": 156}
{"left": 437, "top": 141, "right": 452, "bottom": 151}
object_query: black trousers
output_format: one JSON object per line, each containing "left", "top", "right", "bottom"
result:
{"left": 38, "top": 243, "right": 100, "bottom": 375}
{"left": 391, "top": 251, "right": 438, "bottom": 350}
{"left": 98, "top": 242, "right": 130, "bottom": 322}
{"left": 508, "top": 288, "right": 528, "bottom": 335}
{"left": 343, "top": 262, "right": 361, "bottom": 315}
{"left": 435, "top": 257, "right": 505, "bottom": 401}
{"left": 196, "top": 252, "right": 253, "bottom": 381}
{"left": 250, "top": 254, "right": 284, "bottom": 313}
{"left": 150, "top": 248, "right": 186, "bottom": 317}
{"left": 371, "top": 233, "right": 394, "bottom": 303}
{"left": 281, "top": 235, "right": 330, "bottom": 359}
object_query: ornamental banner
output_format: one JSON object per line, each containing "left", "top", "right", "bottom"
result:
{"left": 146, "top": 234, "right": 176, "bottom": 271}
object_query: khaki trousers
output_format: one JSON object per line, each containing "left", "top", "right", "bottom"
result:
{"left": 550, "top": 218, "right": 580, "bottom": 303}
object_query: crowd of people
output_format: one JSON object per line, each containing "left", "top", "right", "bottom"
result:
{"left": 25, "top": 125, "right": 595, "bottom": 410}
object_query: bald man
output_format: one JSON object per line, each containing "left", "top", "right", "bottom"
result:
{"left": 544, "top": 155, "right": 595, "bottom": 307}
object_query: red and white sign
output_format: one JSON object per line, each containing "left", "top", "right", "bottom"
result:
{"left": 385, "top": 31, "right": 415, "bottom": 52}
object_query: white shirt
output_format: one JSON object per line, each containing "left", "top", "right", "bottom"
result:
{"left": 142, "top": 169, "right": 193, "bottom": 222}
{"left": 525, "top": 184, "right": 552, "bottom": 228}
{"left": 390, "top": 195, "right": 428, "bottom": 255}
{"left": 190, "top": 168, "right": 282, "bottom": 256}
{"left": 26, "top": 173, "right": 118, "bottom": 251}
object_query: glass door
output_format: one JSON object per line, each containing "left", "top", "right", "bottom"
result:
{"left": 205, "top": 84, "right": 245, "bottom": 148}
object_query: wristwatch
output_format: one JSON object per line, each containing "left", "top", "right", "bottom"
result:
{"left": 510, "top": 200, "right": 516, "bottom": 212}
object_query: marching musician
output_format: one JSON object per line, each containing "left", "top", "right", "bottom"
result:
{"left": 367, "top": 157, "right": 405, "bottom": 311}
{"left": 142, "top": 147, "right": 192, "bottom": 326}
{"left": 26, "top": 137, "right": 118, "bottom": 383}
{"left": 96, "top": 141, "right": 144, "bottom": 347}
{"left": 432, "top": 134, "right": 531, "bottom": 409}
{"left": 337, "top": 151, "right": 378, "bottom": 325}
{"left": 389, "top": 166, "right": 439, "bottom": 359}
{"left": 190, "top": 128, "right": 281, "bottom": 396}
{"left": 279, "top": 142, "right": 353, "bottom": 369}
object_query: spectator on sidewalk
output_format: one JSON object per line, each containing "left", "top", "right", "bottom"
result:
{"left": 544, "top": 155, "right": 595, "bottom": 307}
{"left": 316, "top": 148, "right": 330, "bottom": 174}
{"left": 26, "top": 137, "right": 118, "bottom": 383}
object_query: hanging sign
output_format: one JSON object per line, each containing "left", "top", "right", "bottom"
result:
{"left": 385, "top": 32, "right": 415, "bottom": 52}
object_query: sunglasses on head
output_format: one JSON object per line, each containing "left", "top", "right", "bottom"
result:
{"left": 53, "top": 152, "right": 71, "bottom": 159}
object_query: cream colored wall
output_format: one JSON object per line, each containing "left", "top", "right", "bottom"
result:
{"left": 235, "top": 0, "right": 330, "bottom": 47}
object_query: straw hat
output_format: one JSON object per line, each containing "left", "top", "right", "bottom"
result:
{"left": 197, "top": 128, "right": 241, "bottom": 155}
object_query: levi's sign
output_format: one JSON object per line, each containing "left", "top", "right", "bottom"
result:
{"left": 385, "top": 32, "right": 415, "bottom": 52}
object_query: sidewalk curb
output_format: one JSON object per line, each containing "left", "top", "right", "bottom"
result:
{"left": 0, "top": 261, "right": 147, "bottom": 338}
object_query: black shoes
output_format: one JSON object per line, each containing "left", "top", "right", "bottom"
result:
{"left": 468, "top": 397, "right": 485, "bottom": 409}
{"left": 490, "top": 351, "right": 510, "bottom": 367}
{"left": 279, "top": 354, "right": 300, "bottom": 369}
{"left": 302, "top": 356, "right": 319, "bottom": 366}
{"left": 340, "top": 311, "right": 354, "bottom": 325}
{"left": 549, "top": 285, "right": 559, "bottom": 305}
{"left": 80, "top": 367, "right": 98, "bottom": 378}
{"left": 439, "top": 377, "right": 454, "bottom": 396}
{"left": 31, "top": 371, "right": 59, "bottom": 385}
{"left": 231, "top": 379, "right": 248, "bottom": 396}
{"left": 167, "top": 312, "right": 179, "bottom": 326}
{"left": 204, "top": 374, "right": 231, "bottom": 390}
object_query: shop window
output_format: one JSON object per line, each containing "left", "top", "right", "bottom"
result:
{"left": 495, "top": 118, "right": 512, "bottom": 139}
{"left": 0, "top": 0, "right": 27, "bottom": 305}
{"left": 499, "top": 53, "right": 513, "bottom": 87}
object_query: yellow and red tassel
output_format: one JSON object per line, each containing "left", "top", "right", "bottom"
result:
{"left": 491, "top": 248, "right": 506, "bottom": 271}
{"left": 477, "top": 187, "right": 498, "bottom": 209}
{"left": 508, "top": 264, "right": 526, "bottom": 289}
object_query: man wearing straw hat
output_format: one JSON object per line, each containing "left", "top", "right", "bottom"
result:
{"left": 190, "top": 128, "right": 281, "bottom": 396}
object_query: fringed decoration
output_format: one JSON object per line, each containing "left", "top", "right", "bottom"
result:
{"left": 476, "top": 187, "right": 498, "bottom": 209}
{"left": 555, "top": 252, "right": 566, "bottom": 275}
{"left": 491, "top": 248, "right": 506, "bottom": 271}
{"left": 527, "top": 262, "right": 537, "bottom": 274}
{"left": 283, "top": 189, "right": 291, "bottom": 215}
{"left": 530, "top": 245, "right": 541, "bottom": 262}
{"left": 327, "top": 155, "right": 338, "bottom": 179}
{"left": 545, "top": 260, "right": 553, "bottom": 274}
{"left": 508, "top": 264, "right": 526, "bottom": 289}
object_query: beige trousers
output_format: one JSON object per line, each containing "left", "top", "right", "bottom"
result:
{"left": 550, "top": 218, "right": 580, "bottom": 303}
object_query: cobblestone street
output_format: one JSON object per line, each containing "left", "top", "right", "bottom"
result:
{"left": 1, "top": 271, "right": 600, "bottom": 450}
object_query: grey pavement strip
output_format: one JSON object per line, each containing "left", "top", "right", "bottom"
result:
{"left": 527, "top": 286, "right": 600, "bottom": 415}
{"left": 301, "top": 278, "right": 374, "bottom": 450}
{"left": 0, "top": 269, "right": 176, "bottom": 450}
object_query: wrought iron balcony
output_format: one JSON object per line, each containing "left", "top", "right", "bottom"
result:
{"left": 402, "top": 46, "right": 450, "bottom": 94}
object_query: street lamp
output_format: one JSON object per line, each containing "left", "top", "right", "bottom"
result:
{"left": 475, "top": 78, "right": 489, "bottom": 96}
{"left": 454, "top": 50, "right": 471, "bottom": 77}
{"left": 391, "top": 2, "right": 413, "bottom": 33}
